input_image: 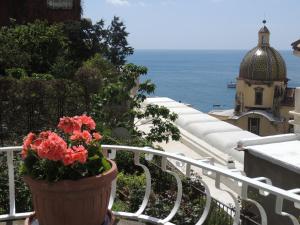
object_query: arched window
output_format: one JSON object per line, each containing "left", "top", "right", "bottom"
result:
{"left": 47, "top": 0, "right": 73, "bottom": 9}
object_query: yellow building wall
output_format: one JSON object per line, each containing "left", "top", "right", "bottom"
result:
{"left": 236, "top": 79, "right": 285, "bottom": 110}
{"left": 228, "top": 115, "right": 289, "bottom": 136}
{"left": 211, "top": 79, "right": 295, "bottom": 136}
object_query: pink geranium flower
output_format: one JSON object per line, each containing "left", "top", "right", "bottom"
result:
{"left": 77, "top": 115, "right": 96, "bottom": 130}
{"left": 93, "top": 132, "right": 102, "bottom": 141}
{"left": 70, "top": 130, "right": 92, "bottom": 144}
{"left": 58, "top": 117, "right": 82, "bottom": 134}
{"left": 62, "top": 146, "right": 88, "bottom": 166}
{"left": 22, "top": 132, "right": 36, "bottom": 159}
{"left": 22, "top": 115, "right": 103, "bottom": 167}
{"left": 35, "top": 132, "right": 67, "bottom": 161}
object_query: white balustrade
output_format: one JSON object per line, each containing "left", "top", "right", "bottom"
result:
{"left": 1, "top": 145, "right": 300, "bottom": 225}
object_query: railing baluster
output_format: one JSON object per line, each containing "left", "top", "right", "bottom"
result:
{"left": 252, "top": 177, "right": 272, "bottom": 196}
{"left": 108, "top": 179, "right": 117, "bottom": 210}
{"left": 7, "top": 150, "right": 16, "bottom": 217}
{"left": 133, "top": 152, "right": 152, "bottom": 217}
{"left": 158, "top": 157, "right": 183, "bottom": 224}
{"left": 241, "top": 182, "right": 268, "bottom": 225}
{"left": 144, "top": 147, "right": 154, "bottom": 161}
{"left": 108, "top": 149, "right": 117, "bottom": 160}
{"left": 275, "top": 195, "right": 300, "bottom": 225}
{"left": 289, "top": 189, "right": 300, "bottom": 209}
{"left": 186, "top": 163, "right": 191, "bottom": 177}
{"left": 215, "top": 174, "right": 241, "bottom": 225}
{"left": 195, "top": 179, "right": 212, "bottom": 225}
{"left": 104, "top": 148, "right": 117, "bottom": 210}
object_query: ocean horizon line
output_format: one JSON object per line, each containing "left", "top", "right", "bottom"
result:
{"left": 133, "top": 48, "right": 292, "bottom": 51}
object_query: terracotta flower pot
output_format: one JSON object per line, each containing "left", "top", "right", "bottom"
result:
{"left": 24, "top": 160, "right": 117, "bottom": 225}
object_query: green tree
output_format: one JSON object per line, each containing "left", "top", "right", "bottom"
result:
{"left": 90, "top": 57, "right": 180, "bottom": 144}
{"left": 0, "top": 20, "right": 68, "bottom": 75}
{"left": 0, "top": 18, "right": 135, "bottom": 78}
{"left": 105, "top": 16, "right": 134, "bottom": 66}
{"left": 62, "top": 19, "right": 108, "bottom": 68}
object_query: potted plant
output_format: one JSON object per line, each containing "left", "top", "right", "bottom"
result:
{"left": 20, "top": 115, "right": 117, "bottom": 225}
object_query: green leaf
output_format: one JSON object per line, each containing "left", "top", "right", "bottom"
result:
{"left": 102, "top": 157, "right": 112, "bottom": 171}
{"left": 89, "top": 154, "right": 100, "bottom": 161}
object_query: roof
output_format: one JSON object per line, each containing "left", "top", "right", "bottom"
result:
{"left": 209, "top": 109, "right": 235, "bottom": 117}
{"left": 259, "top": 26, "right": 270, "bottom": 33}
{"left": 210, "top": 109, "right": 283, "bottom": 122}
{"left": 245, "top": 140, "right": 300, "bottom": 174}
{"left": 291, "top": 39, "right": 300, "bottom": 51}
{"left": 144, "top": 97, "right": 258, "bottom": 163}
{"left": 239, "top": 25, "right": 286, "bottom": 81}
{"left": 231, "top": 110, "right": 282, "bottom": 122}
{"left": 239, "top": 46, "right": 287, "bottom": 81}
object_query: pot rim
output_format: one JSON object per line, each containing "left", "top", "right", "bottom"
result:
{"left": 23, "top": 159, "right": 117, "bottom": 191}
{"left": 24, "top": 210, "right": 115, "bottom": 225}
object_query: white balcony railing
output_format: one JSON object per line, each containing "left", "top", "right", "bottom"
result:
{"left": 1, "top": 145, "right": 300, "bottom": 225}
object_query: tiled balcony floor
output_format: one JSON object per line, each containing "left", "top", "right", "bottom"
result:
{"left": 116, "top": 220, "right": 146, "bottom": 225}
{"left": 0, "top": 219, "right": 146, "bottom": 225}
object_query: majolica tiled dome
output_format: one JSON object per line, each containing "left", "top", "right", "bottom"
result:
{"left": 239, "top": 23, "right": 287, "bottom": 81}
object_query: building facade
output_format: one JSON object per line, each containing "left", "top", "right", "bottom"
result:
{"left": 210, "top": 22, "right": 295, "bottom": 136}
{"left": 292, "top": 39, "right": 300, "bottom": 57}
{"left": 0, "top": 0, "right": 81, "bottom": 26}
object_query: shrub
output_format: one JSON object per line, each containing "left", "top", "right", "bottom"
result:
{"left": 5, "top": 68, "right": 27, "bottom": 79}
{"left": 31, "top": 73, "right": 54, "bottom": 81}
{"left": 112, "top": 172, "right": 146, "bottom": 212}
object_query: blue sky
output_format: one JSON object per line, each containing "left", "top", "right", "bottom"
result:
{"left": 83, "top": 0, "right": 299, "bottom": 50}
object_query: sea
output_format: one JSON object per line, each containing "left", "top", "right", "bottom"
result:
{"left": 129, "top": 50, "right": 300, "bottom": 113}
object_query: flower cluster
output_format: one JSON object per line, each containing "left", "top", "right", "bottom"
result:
{"left": 22, "top": 115, "right": 102, "bottom": 166}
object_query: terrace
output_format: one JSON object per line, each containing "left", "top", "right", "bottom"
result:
{"left": 0, "top": 4, "right": 299, "bottom": 224}
{"left": 1, "top": 89, "right": 300, "bottom": 225}
{"left": 1, "top": 143, "right": 300, "bottom": 225}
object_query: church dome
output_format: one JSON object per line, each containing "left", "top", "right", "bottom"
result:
{"left": 239, "top": 22, "right": 287, "bottom": 81}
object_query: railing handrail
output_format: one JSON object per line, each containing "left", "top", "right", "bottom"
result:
{"left": 1, "top": 145, "right": 300, "bottom": 225}
{"left": 101, "top": 145, "right": 300, "bottom": 204}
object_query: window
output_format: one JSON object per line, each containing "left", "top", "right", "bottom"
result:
{"left": 255, "top": 91, "right": 263, "bottom": 105}
{"left": 248, "top": 118, "right": 260, "bottom": 135}
{"left": 47, "top": 0, "right": 73, "bottom": 9}
{"left": 254, "top": 87, "right": 263, "bottom": 105}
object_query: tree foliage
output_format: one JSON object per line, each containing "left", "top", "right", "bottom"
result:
{"left": 0, "top": 17, "right": 180, "bottom": 145}
{"left": 105, "top": 16, "right": 134, "bottom": 66}
{"left": 90, "top": 57, "right": 180, "bottom": 144}
{"left": 0, "top": 18, "right": 134, "bottom": 78}
{"left": 0, "top": 21, "right": 68, "bottom": 75}
{"left": 62, "top": 19, "right": 108, "bottom": 68}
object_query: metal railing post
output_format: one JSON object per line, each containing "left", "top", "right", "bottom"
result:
{"left": 7, "top": 150, "right": 16, "bottom": 217}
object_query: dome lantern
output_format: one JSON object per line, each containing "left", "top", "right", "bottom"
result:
{"left": 258, "top": 20, "right": 270, "bottom": 47}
